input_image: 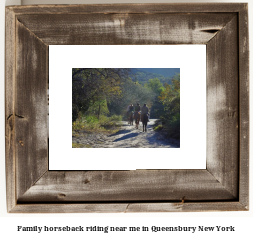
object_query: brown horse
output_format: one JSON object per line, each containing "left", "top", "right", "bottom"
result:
{"left": 142, "top": 113, "right": 149, "bottom": 132}
{"left": 128, "top": 111, "right": 134, "bottom": 125}
{"left": 134, "top": 111, "right": 141, "bottom": 129}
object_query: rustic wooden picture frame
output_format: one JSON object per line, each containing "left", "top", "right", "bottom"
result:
{"left": 5, "top": 3, "right": 249, "bottom": 213}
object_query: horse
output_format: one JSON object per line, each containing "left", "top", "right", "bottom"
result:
{"left": 142, "top": 113, "right": 149, "bottom": 132}
{"left": 128, "top": 111, "right": 134, "bottom": 125}
{"left": 134, "top": 111, "right": 141, "bottom": 129}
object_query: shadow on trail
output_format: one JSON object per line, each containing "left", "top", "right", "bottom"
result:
{"left": 146, "top": 132, "right": 180, "bottom": 148}
{"left": 113, "top": 133, "right": 139, "bottom": 142}
{"left": 145, "top": 133, "right": 159, "bottom": 145}
{"left": 109, "top": 129, "right": 132, "bottom": 137}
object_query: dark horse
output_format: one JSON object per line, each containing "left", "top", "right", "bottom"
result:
{"left": 142, "top": 113, "right": 149, "bottom": 132}
{"left": 134, "top": 111, "right": 141, "bottom": 129}
{"left": 128, "top": 111, "right": 134, "bottom": 125}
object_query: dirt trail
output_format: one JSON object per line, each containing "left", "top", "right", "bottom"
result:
{"left": 73, "top": 119, "right": 179, "bottom": 148}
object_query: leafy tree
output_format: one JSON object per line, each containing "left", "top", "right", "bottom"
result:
{"left": 107, "top": 79, "right": 155, "bottom": 117}
{"left": 144, "top": 78, "right": 165, "bottom": 119}
{"left": 158, "top": 74, "right": 180, "bottom": 139}
{"left": 129, "top": 69, "right": 173, "bottom": 85}
{"left": 86, "top": 99, "right": 109, "bottom": 120}
{"left": 72, "top": 68, "right": 130, "bottom": 121}
{"left": 144, "top": 78, "right": 164, "bottom": 95}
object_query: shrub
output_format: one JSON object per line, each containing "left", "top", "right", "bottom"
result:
{"left": 154, "top": 125, "right": 163, "bottom": 131}
{"left": 72, "top": 113, "right": 122, "bottom": 132}
{"left": 162, "top": 114, "right": 180, "bottom": 140}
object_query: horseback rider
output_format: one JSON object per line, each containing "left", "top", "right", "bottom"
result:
{"left": 127, "top": 104, "right": 134, "bottom": 117}
{"left": 134, "top": 103, "right": 141, "bottom": 112}
{"left": 133, "top": 103, "right": 141, "bottom": 128}
{"left": 129, "top": 104, "right": 134, "bottom": 112}
{"left": 141, "top": 103, "right": 149, "bottom": 122}
{"left": 127, "top": 104, "right": 134, "bottom": 124}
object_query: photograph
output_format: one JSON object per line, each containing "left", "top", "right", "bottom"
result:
{"left": 72, "top": 68, "right": 180, "bottom": 148}
{"left": 49, "top": 45, "right": 205, "bottom": 170}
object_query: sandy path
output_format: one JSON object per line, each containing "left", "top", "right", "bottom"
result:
{"left": 73, "top": 119, "right": 179, "bottom": 148}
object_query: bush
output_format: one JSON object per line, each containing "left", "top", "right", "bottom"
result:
{"left": 72, "top": 114, "right": 122, "bottom": 132}
{"left": 162, "top": 114, "right": 180, "bottom": 140}
{"left": 154, "top": 125, "right": 163, "bottom": 131}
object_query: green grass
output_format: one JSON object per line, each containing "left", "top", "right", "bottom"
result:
{"left": 153, "top": 117, "right": 180, "bottom": 140}
{"left": 72, "top": 142, "right": 92, "bottom": 148}
{"left": 72, "top": 142, "right": 83, "bottom": 148}
{"left": 154, "top": 124, "right": 163, "bottom": 131}
{"left": 72, "top": 114, "right": 122, "bottom": 134}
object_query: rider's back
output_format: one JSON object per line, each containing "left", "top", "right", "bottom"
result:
{"left": 135, "top": 105, "right": 140, "bottom": 111}
{"left": 141, "top": 106, "right": 149, "bottom": 114}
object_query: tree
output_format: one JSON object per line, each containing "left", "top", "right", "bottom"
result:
{"left": 144, "top": 78, "right": 164, "bottom": 95}
{"left": 72, "top": 68, "right": 130, "bottom": 121}
{"left": 107, "top": 79, "right": 155, "bottom": 117}
{"left": 158, "top": 74, "right": 180, "bottom": 139}
{"left": 144, "top": 78, "right": 165, "bottom": 118}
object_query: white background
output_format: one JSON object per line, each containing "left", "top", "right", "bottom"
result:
{"left": 49, "top": 45, "right": 206, "bottom": 170}
{"left": 1, "top": 0, "right": 252, "bottom": 237}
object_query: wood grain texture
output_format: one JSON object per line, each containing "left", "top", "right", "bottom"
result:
{"left": 10, "top": 202, "right": 247, "bottom": 213}
{"left": 18, "top": 170, "right": 236, "bottom": 203}
{"left": 238, "top": 4, "right": 249, "bottom": 208}
{"left": 206, "top": 16, "right": 239, "bottom": 198}
{"left": 16, "top": 13, "right": 235, "bottom": 45}
{"left": 5, "top": 3, "right": 249, "bottom": 213}
{"left": 125, "top": 202, "right": 247, "bottom": 213}
{"left": 5, "top": 7, "right": 16, "bottom": 212}
{"left": 15, "top": 20, "right": 48, "bottom": 200}
{"left": 7, "top": 3, "right": 246, "bottom": 15}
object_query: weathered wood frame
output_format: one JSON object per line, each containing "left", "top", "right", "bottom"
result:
{"left": 5, "top": 4, "right": 249, "bottom": 213}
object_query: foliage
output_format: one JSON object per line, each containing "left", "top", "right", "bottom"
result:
{"left": 72, "top": 68, "right": 130, "bottom": 121}
{"left": 153, "top": 124, "right": 163, "bottom": 131}
{"left": 144, "top": 78, "right": 165, "bottom": 119}
{"left": 86, "top": 99, "right": 109, "bottom": 119}
{"left": 144, "top": 78, "right": 165, "bottom": 95}
{"left": 72, "top": 68, "right": 180, "bottom": 141}
{"left": 107, "top": 78, "right": 155, "bottom": 117}
{"left": 159, "top": 74, "right": 180, "bottom": 107}
{"left": 158, "top": 74, "right": 180, "bottom": 140}
{"left": 129, "top": 69, "right": 174, "bottom": 85}
{"left": 72, "top": 113, "right": 122, "bottom": 133}
{"left": 72, "top": 142, "right": 92, "bottom": 148}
